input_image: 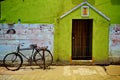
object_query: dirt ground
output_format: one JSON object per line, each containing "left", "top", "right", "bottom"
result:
{"left": 0, "top": 65, "right": 120, "bottom": 80}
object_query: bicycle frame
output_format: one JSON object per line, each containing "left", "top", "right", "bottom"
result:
{"left": 3, "top": 43, "right": 53, "bottom": 71}
{"left": 13, "top": 43, "right": 50, "bottom": 69}
{"left": 16, "top": 45, "right": 37, "bottom": 65}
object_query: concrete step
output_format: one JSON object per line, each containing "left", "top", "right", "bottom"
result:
{"left": 70, "top": 60, "right": 93, "bottom": 65}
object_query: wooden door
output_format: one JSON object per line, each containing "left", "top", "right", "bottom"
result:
{"left": 72, "top": 19, "right": 93, "bottom": 60}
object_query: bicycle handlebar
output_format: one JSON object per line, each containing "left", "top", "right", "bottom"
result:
{"left": 17, "top": 43, "right": 48, "bottom": 52}
{"left": 17, "top": 43, "right": 24, "bottom": 52}
{"left": 18, "top": 43, "right": 24, "bottom": 46}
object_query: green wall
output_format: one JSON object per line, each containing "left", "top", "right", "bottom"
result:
{"left": 1, "top": 0, "right": 120, "bottom": 23}
{"left": 1, "top": 0, "right": 120, "bottom": 64}
{"left": 56, "top": 6, "right": 109, "bottom": 64}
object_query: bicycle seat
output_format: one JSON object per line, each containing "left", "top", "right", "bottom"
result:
{"left": 39, "top": 46, "right": 48, "bottom": 50}
{"left": 30, "top": 44, "right": 37, "bottom": 48}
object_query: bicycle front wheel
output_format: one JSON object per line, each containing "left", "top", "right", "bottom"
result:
{"left": 34, "top": 50, "right": 53, "bottom": 68}
{"left": 3, "top": 52, "right": 23, "bottom": 71}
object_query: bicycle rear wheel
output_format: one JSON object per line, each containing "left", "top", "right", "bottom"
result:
{"left": 34, "top": 50, "right": 53, "bottom": 68}
{"left": 3, "top": 52, "right": 23, "bottom": 71}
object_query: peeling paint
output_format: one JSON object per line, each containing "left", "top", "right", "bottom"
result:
{"left": 0, "top": 24, "right": 54, "bottom": 60}
{"left": 109, "top": 24, "right": 120, "bottom": 63}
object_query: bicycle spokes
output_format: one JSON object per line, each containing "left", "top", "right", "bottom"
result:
{"left": 3, "top": 53, "right": 23, "bottom": 71}
{"left": 34, "top": 50, "right": 53, "bottom": 69}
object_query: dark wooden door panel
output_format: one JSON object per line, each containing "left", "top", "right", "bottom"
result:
{"left": 72, "top": 19, "right": 93, "bottom": 60}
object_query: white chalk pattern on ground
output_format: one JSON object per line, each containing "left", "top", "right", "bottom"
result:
{"left": 63, "top": 66, "right": 107, "bottom": 76}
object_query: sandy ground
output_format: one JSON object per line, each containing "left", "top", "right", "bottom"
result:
{"left": 0, "top": 65, "right": 120, "bottom": 80}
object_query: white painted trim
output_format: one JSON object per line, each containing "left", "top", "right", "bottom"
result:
{"left": 60, "top": 1, "right": 110, "bottom": 21}
{"left": 60, "top": 2, "right": 86, "bottom": 19}
{"left": 86, "top": 2, "right": 110, "bottom": 21}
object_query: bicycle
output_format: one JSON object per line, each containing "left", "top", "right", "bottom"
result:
{"left": 3, "top": 43, "right": 53, "bottom": 71}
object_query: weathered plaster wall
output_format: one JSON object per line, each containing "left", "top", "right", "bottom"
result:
{"left": 109, "top": 24, "right": 120, "bottom": 64}
{"left": 1, "top": 0, "right": 120, "bottom": 64}
{"left": 0, "top": 24, "right": 54, "bottom": 60}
